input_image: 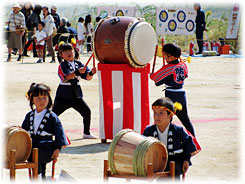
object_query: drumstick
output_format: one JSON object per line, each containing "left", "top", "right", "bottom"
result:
{"left": 182, "top": 173, "right": 185, "bottom": 181}
{"left": 161, "top": 38, "right": 165, "bottom": 66}
{"left": 92, "top": 53, "right": 95, "bottom": 68}
{"left": 52, "top": 159, "right": 56, "bottom": 180}
{"left": 85, "top": 54, "right": 94, "bottom": 68}
{"left": 152, "top": 45, "right": 158, "bottom": 73}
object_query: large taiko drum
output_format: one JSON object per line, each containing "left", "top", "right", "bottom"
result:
{"left": 93, "top": 16, "right": 157, "bottom": 68}
{"left": 5, "top": 126, "right": 32, "bottom": 164}
{"left": 108, "top": 129, "right": 168, "bottom": 176}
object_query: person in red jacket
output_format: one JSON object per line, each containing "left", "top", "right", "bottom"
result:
{"left": 150, "top": 43, "right": 195, "bottom": 137}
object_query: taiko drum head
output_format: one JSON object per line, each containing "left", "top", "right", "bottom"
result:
{"left": 125, "top": 21, "right": 157, "bottom": 67}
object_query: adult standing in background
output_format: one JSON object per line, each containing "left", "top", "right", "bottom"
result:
{"left": 194, "top": 3, "right": 206, "bottom": 54}
{"left": 22, "top": 4, "right": 42, "bottom": 57}
{"left": 6, "top": 3, "right": 26, "bottom": 62}
{"left": 77, "top": 17, "right": 85, "bottom": 54}
{"left": 20, "top": 2, "right": 33, "bottom": 55}
{"left": 53, "top": 17, "right": 70, "bottom": 46}
{"left": 42, "top": 6, "right": 56, "bottom": 63}
{"left": 84, "top": 15, "right": 93, "bottom": 53}
{"left": 51, "top": 5, "right": 60, "bottom": 30}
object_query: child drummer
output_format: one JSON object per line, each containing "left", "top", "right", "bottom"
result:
{"left": 150, "top": 43, "right": 195, "bottom": 137}
{"left": 143, "top": 97, "right": 199, "bottom": 179}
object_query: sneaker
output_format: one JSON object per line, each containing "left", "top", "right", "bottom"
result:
{"left": 36, "top": 59, "right": 42, "bottom": 63}
{"left": 50, "top": 60, "right": 56, "bottom": 63}
{"left": 83, "top": 134, "right": 97, "bottom": 139}
{"left": 17, "top": 55, "right": 21, "bottom": 61}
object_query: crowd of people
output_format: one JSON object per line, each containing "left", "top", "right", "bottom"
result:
{"left": 5, "top": 3, "right": 98, "bottom": 63}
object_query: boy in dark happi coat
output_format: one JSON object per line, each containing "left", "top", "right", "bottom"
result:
{"left": 143, "top": 97, "right": 200, "bottom": 179}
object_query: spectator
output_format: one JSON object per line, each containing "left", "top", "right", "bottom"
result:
{"left": 33, "top": 21, "right": 47, "bottom": 63}
{"left": 77, "top": 17, "right": 85, "bottom": 54}
{"left": 20, "top": 2, "right": 33, "bottom": 54}
{"left": 6, "top": 3, "right": 26, "bottom": 62}
{"left": 51, "top": 5, "right": 60, "bottom": 30}
{"left": 67, "top": 21, "right": 77, "bottom": 42}
{"left": 42, "top": 6, "right": 56, "bottom": 63}
{"left": 53, "top": 17, "right": 70, "bottom": 46}
{"left": 84, "top": 15, "right": 93, "bottom": 53}
{"left": 95, "top": 16, "right": 101, "bottom": 23}
{"left": 194, "top": 3, "right": 206, "bottom": 54}
{"left": 23, "top": 4, "right": 42, "bottom": 57}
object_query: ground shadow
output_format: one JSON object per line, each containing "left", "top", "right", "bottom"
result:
{"left": 61, "top": 143, "right": 110, "bottom": 155}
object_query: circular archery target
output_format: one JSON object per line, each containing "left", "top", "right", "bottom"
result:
{"left": 100, "top": 10, "right": 108, "bottom": 16}
{"left": 159, "top": 10, "right": 168, "bottom": 22}
{"left": 116, "top": 10, "right": 124, "bottom": 16}
{"left": 177, "top": 11, "right": 186, "bottom": 22}
{"left": 168, "top": 20, "right": 177, "bottom": 32}
{"left": 186, "top": 20, "right": 195, "bottom": 32}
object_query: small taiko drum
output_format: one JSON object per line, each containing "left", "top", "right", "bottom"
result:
{"left": 108, "top": 129, "right": 168, "bottom": 176}
{"left": 93, "top": 16, "right": 157, "bottom": 68}
{"left": 5, "top": 126, "right": 32, "bottom": 164}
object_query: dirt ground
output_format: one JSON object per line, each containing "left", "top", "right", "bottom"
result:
{"left": 1, "top": 46, "right": 243, "bottom": 183}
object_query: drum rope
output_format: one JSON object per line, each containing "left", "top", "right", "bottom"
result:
{"left": 133, "top": 138, "right": 157, "bottom": 176}
{"left": 108, "top": 129, "right": 133, "bottom": 174}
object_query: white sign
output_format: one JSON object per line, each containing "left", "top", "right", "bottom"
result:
{"left": 226, "top": 4, "right": 241, "bottom": 39}
{"left": 97, "top": 7, "right": 135, "bottom": 17}
{"left": 156, "top": 8, "right": 196, "bottom": 35}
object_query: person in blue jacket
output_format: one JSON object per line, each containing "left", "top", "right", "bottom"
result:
{"left": 52, "top": 43, "right": 97, "bottom": 139}
{"left": 143, "top": 97, "right": 199, "bottom": 179}
{"left": 22, "top": 83, "right": 69, "bottom": 179}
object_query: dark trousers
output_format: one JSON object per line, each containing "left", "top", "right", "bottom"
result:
{"left": 28, "top": 147, "right": 53, "bottom": 177}
{"left": 86, "top": 36, "right": 92, "bottom": 52}
{"left": 23, "top": 39, "right": 37, "bottom": 56}
{"left": 196, "top": 28, "right": 204, "bottom": 54}
{"left": 52, "top": 97, "right": 91, "bottom": 135}
{"left": 165, "top": 90, "right": 195, "bottom": 137}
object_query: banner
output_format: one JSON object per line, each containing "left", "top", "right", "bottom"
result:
{"left": 97, "top": 7, "right": 135, "bottom": 17}
{"left": 156, "top": 7, "right": 196, "bottom": 35}
{"left": 226, "top": 4, "right": 241, "bottom": 39}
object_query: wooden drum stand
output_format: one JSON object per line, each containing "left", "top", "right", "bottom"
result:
{"left": 5, "top": 148, "right": 38, "bottom": 180}
{"left": 103, "top": 160, "right": 175, "bottom": 182}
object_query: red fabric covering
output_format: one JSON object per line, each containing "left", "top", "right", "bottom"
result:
{"left": 98, "top": 63, "right": 151, "bottom": 139}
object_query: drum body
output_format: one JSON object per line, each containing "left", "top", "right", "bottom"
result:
{"left": 5, "top": 126, "right": 32, "bottom": 164}
{"left": 108, "top": 129, "right": 168, "bottom": 176}
{"left": 93, "top": 16, "right": 157, "bottom": 68}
